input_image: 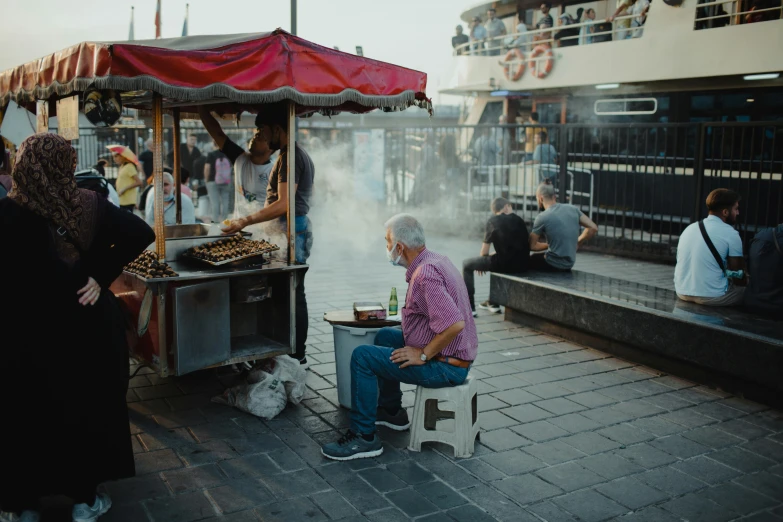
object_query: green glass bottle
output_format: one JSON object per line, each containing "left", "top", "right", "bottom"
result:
{"left": 389, "top": 287, "right": 398, "bottom": 315}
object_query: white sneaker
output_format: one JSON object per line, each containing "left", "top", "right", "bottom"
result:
{"left": 471, "top": 310, "right": 478, "bottom": 318}
{"left": 72, "top": 493, "right": 112, "bottom": 522}
{"left": 478, "top": 301, "right": 501, "bottom": 314}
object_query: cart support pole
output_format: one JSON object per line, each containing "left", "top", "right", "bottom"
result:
{"left": 152, "top": 96, "right": 169, "bottom": 376}
{"left": 288, "top": 100, "right": 296, "bottom": 356}
{"left": 287, "top": 102, "right": 296, "bottom": 264}
{"left": 153, "top": 94, "right": 166, "bottom": 259}
{"left": 156, "top": 283, "right": 169, "bottom": 378}
{"left": 173, "top": 108, "right": 182, "bottom": 224}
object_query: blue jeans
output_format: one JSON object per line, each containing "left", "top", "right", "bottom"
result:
{"left": 272, "top": 215, "right": 313, "bottom": 264}
{"left": 350, "top": 327, "right": 470, "bottom": 435}
{"left": 273, "top": 215, "right": 312, "bottom": 358}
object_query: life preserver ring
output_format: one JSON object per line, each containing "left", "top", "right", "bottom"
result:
{"left": 528, "top": 45, "right": 554, "bottom": 79}
{"left": 502, "top": 49, "right": 526, "bottom": 82}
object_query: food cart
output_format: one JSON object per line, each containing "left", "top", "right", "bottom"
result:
{"left": 0, "top": 30, "right": 430, "bottom": 377}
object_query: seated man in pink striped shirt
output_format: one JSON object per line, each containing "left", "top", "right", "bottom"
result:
{"left": 322, "top": 214, "right": 479, "bottom": 461}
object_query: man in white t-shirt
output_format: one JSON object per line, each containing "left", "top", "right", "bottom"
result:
{"left": 674, "top": 188, "right": 747, "bottom": 306}
{"left": 198, "top": 112, "right": 274, "bottom": 223}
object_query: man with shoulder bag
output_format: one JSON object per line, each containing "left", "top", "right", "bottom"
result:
{"left": 674, "top": 189, "right": 747, "bottom": 306}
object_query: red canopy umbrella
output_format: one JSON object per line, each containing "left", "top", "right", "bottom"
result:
{"left": 0, "top": 29, "right": 431, "bottom": 116}
{"left": 0, "top": 30, "right": 430, "bottom": 264}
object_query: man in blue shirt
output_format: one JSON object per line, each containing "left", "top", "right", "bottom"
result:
{"left": 526, "top": 131, "right": 559, "bottom": 183}
{"left": 144, "top": 172, "right": 196, "bottom": 226}
{"left": 674, "top": 189, "right": 747, "bottom": 306}
{"left": 470, "top": 16, "right": 488, "bottom": 54}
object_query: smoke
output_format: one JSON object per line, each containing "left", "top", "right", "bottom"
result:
{"left": 260, "top": 127, "right": 505, "bottom": 266}
{"left": 302, "top": 129, "right": 500, "bottom": 267}
{"left": 306, "top": 139, "right": 389, "bottom": 267}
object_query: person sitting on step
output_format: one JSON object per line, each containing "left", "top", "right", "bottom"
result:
{"left": 462, "top": 197, "right": 530, "bottom": 316}
{"left": 675, "top": 188, "right": 747, "bottom": 306}
{"left": 529, "top": 182, "right": 598, "bottom": 271}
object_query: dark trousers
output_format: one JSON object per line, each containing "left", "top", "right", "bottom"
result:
{"left": 462, "top": 256, "right": 496, "bottom": 309}
{"left": 528, "top": 253, "right": 571, "bottom": 272}
{"left": 295, "top": 270, "right": 308, "bottom": 360}
{"left": 8, "top": 484, "right": 95, "bottom": 514}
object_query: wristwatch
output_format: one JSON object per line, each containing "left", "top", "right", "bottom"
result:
{"left": 420, "top": 351, "right": 428, "bottom": 362}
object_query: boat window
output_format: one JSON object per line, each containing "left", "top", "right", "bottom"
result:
{"left": 694, "top": 0, "right": 782, "bottom": 30}
{"left": 594, "top": 98, "right": 658, "bottom": 116}
{"left": 692, "top": 95, "right": 715, "bottom": 110}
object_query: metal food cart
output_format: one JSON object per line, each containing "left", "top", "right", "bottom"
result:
{"left": 0, "top": 30, "right": 430, "bottom": 377}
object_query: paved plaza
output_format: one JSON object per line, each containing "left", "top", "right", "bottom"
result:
{"left": 110, "top": 235, "right": 782, "bottom": 522}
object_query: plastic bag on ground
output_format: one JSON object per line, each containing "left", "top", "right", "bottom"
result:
{"left": 212, "top": 355, "right": 307, "bottom": 420}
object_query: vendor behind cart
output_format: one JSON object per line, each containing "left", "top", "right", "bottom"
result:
{"left": 199, "top": 104, "right": 314, "bottom": 366}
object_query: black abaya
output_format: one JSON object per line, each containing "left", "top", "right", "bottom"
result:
{"left": 0, "top": 197, "right": 155, "bottom": 513}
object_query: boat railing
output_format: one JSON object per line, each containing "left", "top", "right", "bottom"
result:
{"left": 453, "top": 13, "right": 641, "bottom": 56}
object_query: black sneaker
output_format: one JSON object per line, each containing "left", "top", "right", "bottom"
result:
{"left": 289, "top": 355, "right": 309, "bottom": 369}
{"left": 321, "top": 430, "right": 383, "bottom": 461}
{"left": 375, "top": 407, "right": 411, "bottom": 431}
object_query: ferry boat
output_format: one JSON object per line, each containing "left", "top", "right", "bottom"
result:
{"left": 443, "top": 0, "right": 783, "bottom": 125}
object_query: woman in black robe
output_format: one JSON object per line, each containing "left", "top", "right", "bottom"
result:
{"left": 0, "top": 134, "right": 155, "bottom": 521}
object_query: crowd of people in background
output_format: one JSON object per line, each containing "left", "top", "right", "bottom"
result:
{"left": 58, "top": 129, "right": 267, "bottom": 229}
{"left": 451, "top": 1, "right": 652, "bottom": 55}
{"left": 452, "top": 0, "right": 781, "bottom": 50}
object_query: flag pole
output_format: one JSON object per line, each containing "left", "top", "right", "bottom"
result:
{"left": 129, "top": 6, "right": 135, "bottom": 41}
{"left": 182, "top": 3, "right": 189, "bottom": 37}
{"left": 155, "top": 0, "right": 162, "bottom": 39}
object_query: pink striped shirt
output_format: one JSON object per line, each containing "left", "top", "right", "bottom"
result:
{"left": 402, "top": 249, "right": 478, "bottom": 361}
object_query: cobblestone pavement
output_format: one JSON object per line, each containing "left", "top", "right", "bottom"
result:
{"left": 111, "top": 236, "right": 782, "bottom": 522}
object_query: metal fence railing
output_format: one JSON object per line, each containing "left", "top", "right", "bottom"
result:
{"left": 69, "top": 120, "right": 783, "bottom": 262}
{"left": 370, "top": 122, "right": 782, "bottom": 262}
{"left": 454, "top": 13, "right": 645, "bottom": 57}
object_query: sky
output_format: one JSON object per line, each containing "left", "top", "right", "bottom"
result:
{"left": 0, "top": 0, "right": 473, "bottom": 105}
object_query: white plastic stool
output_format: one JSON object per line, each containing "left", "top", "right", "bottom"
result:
{"left": 408, "top": 375, "right": 480, "bottom": 458}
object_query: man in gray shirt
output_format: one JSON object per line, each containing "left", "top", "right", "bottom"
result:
{"left": 484, "top": 8, "right": 507, "bottom": 56}
{"left": 529, "top": 183, "right": 597, "bottom": 270}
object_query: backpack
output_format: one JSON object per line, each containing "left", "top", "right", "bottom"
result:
{"left": 215, "top": 156, "right": 233, "bottom": 185}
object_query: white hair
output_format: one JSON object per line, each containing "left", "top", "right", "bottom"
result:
{"left": 385, "top": 213, "right": 426, "bottom": 249}
{"left": 163, "top": 172, "right": 175, "bottom": 184}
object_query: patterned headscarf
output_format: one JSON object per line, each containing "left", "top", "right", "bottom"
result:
{"left": 8, "top": 133, "right": 98, "bottom": 251}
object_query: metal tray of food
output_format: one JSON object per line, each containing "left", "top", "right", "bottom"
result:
{"left": 182, "top": 247, "right": 279, "bottom": 267}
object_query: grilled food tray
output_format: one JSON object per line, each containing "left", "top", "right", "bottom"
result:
{"left": 182, "top": 247, "right": 278, "bottom": 267}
